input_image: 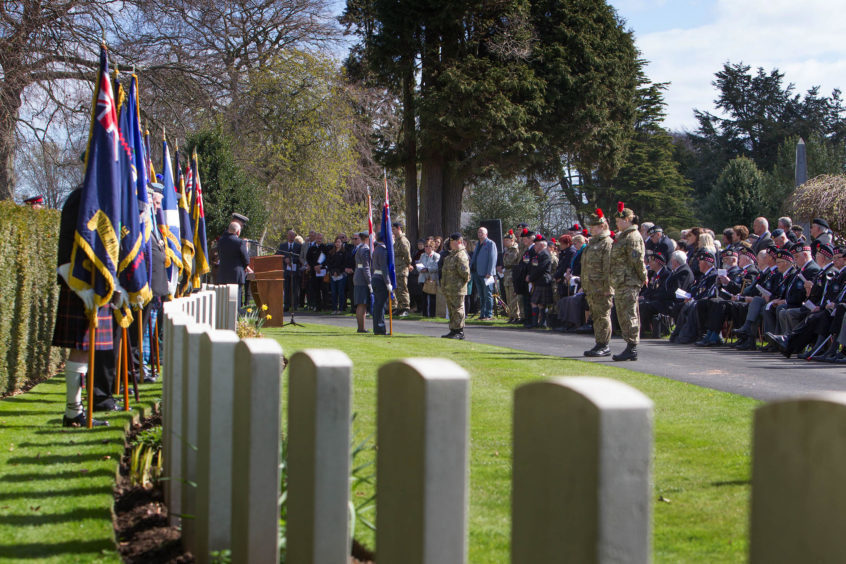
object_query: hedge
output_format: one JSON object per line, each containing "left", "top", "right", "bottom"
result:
{"left": 0, "top": 201, "right": 66, "bottom": 393}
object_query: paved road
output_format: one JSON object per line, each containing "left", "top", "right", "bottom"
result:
{"left": 294, "top": 313, "right": 845, "bottom": 401}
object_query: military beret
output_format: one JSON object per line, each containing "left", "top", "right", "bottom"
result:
{"left": 392, "top": 221, "right": 403, "bottom": 229}
{"left": 649, "top": 251, "right": 668, "bottom": 264}
{"left": 765, "top": 245, "right": 779, "bottom": 257}
{"left": 520, "top": 228, "right": 530, "bottom": 237}
{"left": 503, "top": 231, "right": 514, "bottom": 240}
{"left": 817, "top": 244, "right": 834, "bottom": 259}
{"left": 614, "top": 201, "right": 634, "bottom": 219}
{"left": 721, "top": 249, "right": 738, "bottom": 258}
{"left": 791, "top": 225, "right": 804, "bottom": 234}
{"left": 771, "top": 228, "right": 785, "bottom": 238}
{"left": 359, "top": 231, "right": 370, "bottom": 238}
{"left": 232, "top": 213, "right": 249, "bottom": 224}
{"left": 534, "top": 234, "right": 545, "bottom": 242}
{"left": 23, "top": 195, "right": 44, "bottom": 205}
{"left": 791, "top": 244, "right": 812, "bottom": 254}
{"left": 775, "top": 249, "right": 794, "bottom": 262}
{"left": 156, "top": 173, "right": 163, "bottom": 182}
{"left": 568, "top": 223, "right": 581, "bottom": 232}
{"left": 647, "top": 225, "right": 663, "bottom": 234}
{"left": 582, "top": 228, "right": 589, "bottom": 237}
{"left": 149, "top": 182, "right": 164, "bottom": 194}
{"left": 697, "top": 250, "right": 716, "bottom": 264}
{"left": 739, "top": 247, "right": 757, "bottom": 260}
{"left": 813, "top": 218, "right": 830, "bottom": 229}
{"left": 588, "top": 208, "right": 606, "bottom": 227}
{"left": 449, "top": 232, "right": 463, "bottom": 241}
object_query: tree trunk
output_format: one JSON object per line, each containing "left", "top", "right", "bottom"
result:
{"left": 419, "top": 152, "right": 443, "bottom": 237}
{"left": 402, "top": 63, "right": 419, "bottom": 242}
{"left": 0, "top": 83, "right": 22, "bottom": 201}
{"left": 441, "top": 162, "right": 464, "bottom": 235}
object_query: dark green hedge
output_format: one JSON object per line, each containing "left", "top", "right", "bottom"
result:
{"left": 0, "top": 201, "right": 66, "bottom": 394}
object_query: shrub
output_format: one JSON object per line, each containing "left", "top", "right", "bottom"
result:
{"left": 0, "top": 201, "right": 67, "bottom": 393}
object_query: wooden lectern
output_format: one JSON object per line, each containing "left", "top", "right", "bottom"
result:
{"left": 250, "top": 255, "right": 285, "bottom": 328}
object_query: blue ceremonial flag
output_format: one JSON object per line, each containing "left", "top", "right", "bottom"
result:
{"left": 380, "top": 172, "right": 397, "bottom": 293}
{"left": 190, "top": 149, "right": 210, "bottom": 287}
{"left": 160, "top": 136, "right": 183, "bottom": 293}
{"left": 115, "top": 79, "right": 151, "bottom": 325}
{"left": 67, "top": 44, "right": 121, "bottom": 316}
{"left": 128, "top": 75, "right": 153, "bottom": 287}
{"left": 176, "top": 150, "right": 194, "bottom": 291}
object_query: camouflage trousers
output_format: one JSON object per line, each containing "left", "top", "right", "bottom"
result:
{"left": 614, "top": 286, "right": 641, "bottom": 345}
{"left": 586, "top": 292, "right": 613, "bottom": 346}
{"left": 395, "top": 268, "right": 410, "bottom": 310}
{"left": 504, "top": 280, "right": 522, "bottom": 321}
{"left": 445, "top": 292, "right": 466, "bottom": 331}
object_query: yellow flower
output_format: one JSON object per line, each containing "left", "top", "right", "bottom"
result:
{"left": 247, "top": 308, "right": 253, "bottom": 313}
{"left": 266, "top": 314, "right": 272, "bottom": 320}
{"left": 261, "top": 304, "right": 269, "bottom": 311}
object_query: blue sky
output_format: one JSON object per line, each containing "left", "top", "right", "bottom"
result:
{"left": 610, "top": 0, "right": 846, "bottom": 131}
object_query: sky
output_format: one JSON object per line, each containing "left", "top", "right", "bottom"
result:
{"left": 610, "top": 0, "right": 846, "bottom": 131}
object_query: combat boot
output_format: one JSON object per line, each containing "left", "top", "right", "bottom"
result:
{"left": 441, "top": 329, "right": 456, "bottom": 338}
{"left": 584, "top": 343, "right": 610, "bottom": 357}
{"left": 612, "top": 343, "right": 638, "bottom": 361}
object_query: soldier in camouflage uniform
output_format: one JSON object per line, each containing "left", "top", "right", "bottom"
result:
{"left": 610, "top": 202, "right": 648, "bottom": 361}
{"left": 392, "top": 222, "right": 413, "bottom": 316}
{"left": 500, "top": 230, "right": 522, "bottom": 322}
{"left": 581, "top": 209, "right": 614, "bottom": 357}
{"left": 441, "top": 232, "right": 471, "bottom": 339}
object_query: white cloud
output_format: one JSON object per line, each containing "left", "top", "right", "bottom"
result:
{"left": 634, "top": 0, "right": 846, "bottom": 130}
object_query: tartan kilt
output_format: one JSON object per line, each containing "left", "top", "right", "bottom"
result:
{"left": 530, "top": 284, "right": 554, "bottom": 305}
{"left": 52, "top": 283, "right": 114, "bottom": 351}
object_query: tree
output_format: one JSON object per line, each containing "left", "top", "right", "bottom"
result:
{"left": 464, "top": 174, "right": 542, "bottom": 238}
{"left": 186, "top": 127, "right": 268, "bottom": 242}
{"left": 702, "top": 156, "right": 767, "bottom": 229}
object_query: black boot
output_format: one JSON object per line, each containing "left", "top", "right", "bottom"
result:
{"left": 441, "top": 329, "right": 456, "bottom": 338}
{"left": 612, "top": 343, "right": 638, "bottom": 361}
{"left": 584, "top": 343, "right": 610, "bottom": 357}
{"left": 445, "top": 329, "right": 465, "bottom": 340}
{"left": 732, "top": 321, "right": 752, "bottom": 337}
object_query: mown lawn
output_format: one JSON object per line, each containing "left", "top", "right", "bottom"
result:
{"left": 0, "top": 377, "right": 160, "bottom": 563}
{"left": 267, "top": 323, "right": 758, "bottom": 563}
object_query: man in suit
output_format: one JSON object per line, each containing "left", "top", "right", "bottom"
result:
{"left": 276, "top": 230, "right": 302, "bottom": 310}
{"left": 217, "top": 221, "right": 252, "bottom": 309}
{"left": 751, "top": 217, "right": 772, "bottom": 255}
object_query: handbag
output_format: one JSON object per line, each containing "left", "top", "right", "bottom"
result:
{"left": 423, "top": 278, "right": 438, "bottom": 295}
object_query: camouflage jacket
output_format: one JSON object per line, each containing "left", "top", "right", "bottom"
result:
{"left": 610, "top": 225, "right": 647, "bottom": 289}
{"left": 394, "top": 234, "right": 412, "bottom": 267}
{"left": 502, "top": 242, "right": 521, "bottom": 281}
{"left": 442, "top": 247, "right": 471, "bottom": 296}
{"left": 581, "top": 232, "right": 613, "bottom": 295}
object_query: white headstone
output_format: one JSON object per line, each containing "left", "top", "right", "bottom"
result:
{"left": 192, "top": 329, "right": 239, "bottom": 563}
{"left": 751, "top": 394, "right": 846, "bottom": 563}
{"left": 164, "top": 312, "right": 190, "bottom": 526}
{"left": 287, "top": 349, "right": 353, "bottom": 564}
{"left": 376, "top": 358, "right": 470, "bottom": 564}
{"left": 511, "top": 377, "right": 653, "bottom": 564}
{"left": 226, "top": 284, "right": 239, "bottom": 330}
{"left": 180, "top": 323, "right": 207, "bottom": 547}
{"left": 231, "top": 338, "right": 284, "bottom": 564}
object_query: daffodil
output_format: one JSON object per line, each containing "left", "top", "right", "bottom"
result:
{"left": 261, "top": 304, "right": 269, "bottom": 311}
{"left": 247, "top": 308, "right": 253, "bottom": 313}
{"left": 266, "top": 314, "right": 272, "bottom": 320}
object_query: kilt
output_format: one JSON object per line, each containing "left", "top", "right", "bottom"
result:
{"left": 531, "top": 284, "right": 554, "bottom": 305}
{"left": 52, "top": 283, "right": 114, "bottom": 351}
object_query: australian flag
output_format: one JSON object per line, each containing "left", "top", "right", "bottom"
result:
{"left": 160, "top": 137, "right": 183, "bottom": 295}
{"left": 190, "top": 149, "right": 210, "bottom": 287}
{"left": 67, "top": 45, "right": 121, "bottom": 316}
{"left": 115, "top": 80, "right": 151, "bottom": 326}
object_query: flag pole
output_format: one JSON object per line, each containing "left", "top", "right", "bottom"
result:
{"left": 133, "top": 314, "right": 142, "bottom": 401}
{"left": 114, "top": 330, "right": 122, "bottom": 396}
{"left": 87, "top": 272, "right": 96, "bottom": 429}
{"left": 122, "top": 326, "right": 130, "bottom": 409}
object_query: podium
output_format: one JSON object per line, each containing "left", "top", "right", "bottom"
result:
{"left": 250, "top": 255, "right": 285, "bottom": 328}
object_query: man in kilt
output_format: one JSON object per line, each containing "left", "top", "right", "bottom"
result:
{"left": 52, "top": 185, "right": 117, "bottom": 427}
{"left": 526, "top": 234, "right": 554, "bottom": 328}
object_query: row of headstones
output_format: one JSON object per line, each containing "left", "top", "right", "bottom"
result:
{"left": 160, "top": 290, "right": 846, "bottom": 563}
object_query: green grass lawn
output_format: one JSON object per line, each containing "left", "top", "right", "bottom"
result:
{"left": 0, "top": 377, "right": 160, "bottom": 563}
{"left": 267, "top": 323, "right": 758, "bottom": 563}
{"left": 0, "top": 322, "right": 755, "bottom": 563}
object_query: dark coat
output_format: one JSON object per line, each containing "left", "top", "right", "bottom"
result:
{"left": 752, "top": 232, "right": 773, "bottom": 255}
{"left": 276, "top": 240, "right": 302, "bottom": 267}
{"left": 216, "top": 231, "right": 250, "bottom": 285}
{"left": 150, "top": 234, "right": 169, "bottom": 297}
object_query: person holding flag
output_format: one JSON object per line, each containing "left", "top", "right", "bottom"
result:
{"left": 378, "top": 177, "right": 398, "bottom": 334}
{"left": 52, "top": 43, "right": 123, "bottom": 427}
{"left": 371, "top": 231, "right": 391, "bottom": 335}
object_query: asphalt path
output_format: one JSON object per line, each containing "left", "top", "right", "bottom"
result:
{"left": 293, "top": 312, "right": 845, "bottom": 401}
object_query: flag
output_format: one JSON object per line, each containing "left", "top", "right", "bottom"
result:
{"left": 129, "top": 75, "right": 153, "bottom": 290}
{"left": 380, "top": 172, "right": 397, "bottom": 294}
{"left": 67, "top": 44, "right": 121, "bottom": 318}
{"left": 144, "top": 127, "right": 156, "bottom": 182}
{"left": 160, "top": 135, "right": 183, "bottom": 295}
{"left": 175, "top": 147, "right": 194, "bottom": 291}
{"left": 367, "top": 187, "right": 374, "bottom": 254}
{"left": 114, "top": 77, "right": 151, "bottom": 327}
{"left": 190, "top": 149, "right": 210, "bottom": 287}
